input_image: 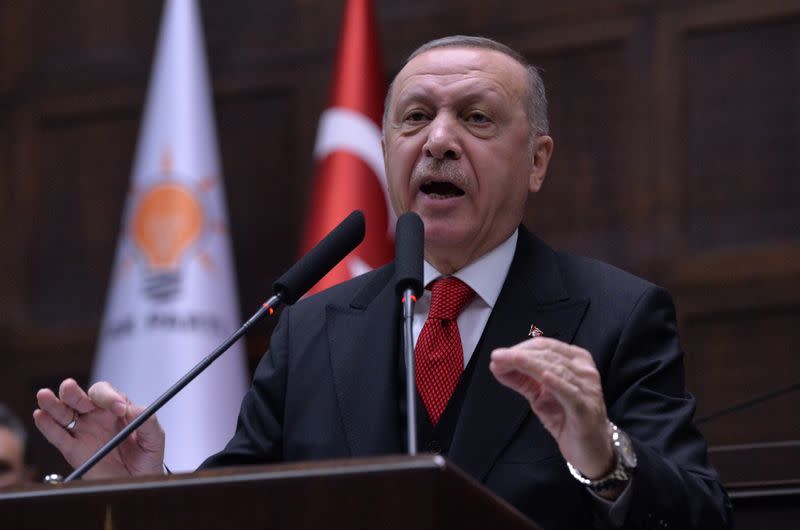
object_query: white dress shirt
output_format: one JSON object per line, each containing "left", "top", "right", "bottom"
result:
{"left": 412, "top": 229, "right": 518, "bottom": 364}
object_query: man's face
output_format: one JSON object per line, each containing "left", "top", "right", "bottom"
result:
{"left": 0, "top": 427, "right": 25, "bottom": 488}
{"left": 383, "top": 47, "right": 551, "bottom": 272}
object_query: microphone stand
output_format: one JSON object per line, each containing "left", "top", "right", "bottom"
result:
{"left": 64, "top": 294, "right": 282, "bottom": 482}
{"left": 394, "top": 211, "right": 424, "bottom": 456}
{"left": 401, "top": 289, "right": 417, "bottom": 456}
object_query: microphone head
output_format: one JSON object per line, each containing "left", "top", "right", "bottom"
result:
{"left": 394, "top": 212, "right": 424, "bottom": 297}
{"left": 274, "top": 210, "right": 365, "bottom": 304}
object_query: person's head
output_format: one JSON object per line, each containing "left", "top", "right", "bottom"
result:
{"left": 0, "top": 405, "right": 28, "bottom": 488}
{"left": 382, "top": 36, "right": 554, "bottom": 273}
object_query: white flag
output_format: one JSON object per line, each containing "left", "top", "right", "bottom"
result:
{"left": 93, "top": 0, "right": 248, "bottom": 471}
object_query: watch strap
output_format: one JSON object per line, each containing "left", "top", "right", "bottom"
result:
{"left": 566, "top": 421, "right": 636, "bottom": 492}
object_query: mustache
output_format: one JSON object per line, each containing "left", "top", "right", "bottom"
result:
{"left": 410, "top": 158, "right": 469, "bottom": 189}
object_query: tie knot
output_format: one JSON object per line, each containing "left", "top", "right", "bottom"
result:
{"left": 428, "top": 277, "right": 475, "bottom": 320}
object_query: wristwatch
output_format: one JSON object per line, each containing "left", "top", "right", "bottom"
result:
{"left": 566, "top": 421, "right": 637, "bottom": 492}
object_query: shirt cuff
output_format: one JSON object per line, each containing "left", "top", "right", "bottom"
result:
{"left": 587, "top": 477, "right": 634, "bottom": 528}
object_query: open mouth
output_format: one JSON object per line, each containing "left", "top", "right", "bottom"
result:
{"left": 420, "top": 180, "right": 465, "bottom": 199}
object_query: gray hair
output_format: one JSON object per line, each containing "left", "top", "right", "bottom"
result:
{"left": 0, "top": 404, "right": 27, "bottom": 447}
{"left": 382, "top": 35, "right": 549, "bottom": 143}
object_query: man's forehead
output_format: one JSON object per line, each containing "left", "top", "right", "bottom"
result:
{"left": 392, "top": 47, "right": 526, "bottom": 100}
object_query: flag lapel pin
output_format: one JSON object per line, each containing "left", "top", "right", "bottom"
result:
{"left": 528, "top": 325, "right": 544, "bottom": 338}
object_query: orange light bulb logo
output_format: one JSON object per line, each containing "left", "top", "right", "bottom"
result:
{"left": 132, "top": 183, "right": 204, "bottom": 271}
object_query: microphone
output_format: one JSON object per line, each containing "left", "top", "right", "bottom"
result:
{"left": 275, "top": 210, "right": 365, "bottom": 304}
{"left": 64, "top": 210, "right": 366, "bottom": 482}
{"left": 394, "top": 212, "right": 424, "bottom": 297}
{"left": 394, "top": 212, "right": 424, "bottom": 455}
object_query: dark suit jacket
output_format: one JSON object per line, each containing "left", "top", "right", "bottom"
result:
{"left": 202, "top": 227, "right": 732, "bottom": 529}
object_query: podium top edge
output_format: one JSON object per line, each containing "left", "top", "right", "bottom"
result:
{"left": 0, "top": 454, "right": 448, "bottom": 501}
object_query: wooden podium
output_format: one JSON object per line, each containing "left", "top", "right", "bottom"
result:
{"left": 1, "top": 455, "right": 539, "bottom": 529}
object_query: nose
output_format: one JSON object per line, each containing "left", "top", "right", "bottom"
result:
{"left": 423, "top": 114, "right": 462, "bottom": 160}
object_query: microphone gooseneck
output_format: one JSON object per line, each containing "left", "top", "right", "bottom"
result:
{"left": 394, "top": 212, "right": 424, "bottom": 455}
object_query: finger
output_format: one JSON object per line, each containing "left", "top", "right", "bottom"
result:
{"left": 491, "top": 358, "right": 532, "bottom": 386}
{"left": 540, "top": 368, "right": 583, "bottom": 403}
{"left": 59, "top": 379, "right": 98, "bottom": 415}
{"left": 540, "top": 364, "right": 610, "bottom": 423}
{"left": 540, "top": 368, "right": 608, "bottom": 427}
{"left": 530, "top": 350, "right": 601, "bottom": 388}
{"left": 490, "top": 363, "right": 544, "bottom": 401}
{"left": 33, "top": 408, "right": 76, "bottom": 455}
{"left": 493, "top": 347, "right": 595, "bottom": 389}
{"left": 519, "top": 350, "right": 597, "bottom": 386}
{"left": 568, "top": 356, "right": 603, "bottom": 384}
{"left": 494, "top": 349, "right": 591, "bottom": 405}
{"left": 491, "top": 348, "right": 563, "bottom": 382}
{"left": 36, "top": 388, "right": 77, "bottom": 428}
{"left": 85, "top": 383, "right": 164, "bottom": 457}
{"left": 123, "top": 402, "right": 165, "bottom": 452}
{"left": 517, "top": 337, "right": 593, "bottom": 363}
{"left": 87, "top": 382, "right": 129, "bottom": 417}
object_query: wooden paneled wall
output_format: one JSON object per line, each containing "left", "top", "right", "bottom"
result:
{"left": 1, "top": 0, "right": 798, "bottom": 493}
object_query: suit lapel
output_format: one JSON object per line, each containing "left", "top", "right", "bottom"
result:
{"left": 449, "top": 228, "right": 589, "bottom": 481}
{"left": 325, "top": 265, "right": 403, "bottom": 456}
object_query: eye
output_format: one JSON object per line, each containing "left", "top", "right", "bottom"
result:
{"left": 404, "top": 110, "right": 430, "bottom": 123}
{"left": 465, "top": 111, "right": 491, "bottom": 124}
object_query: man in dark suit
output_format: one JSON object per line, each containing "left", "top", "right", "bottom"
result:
{"left": 34, "top": 36, "right": 731, "bottom": 528}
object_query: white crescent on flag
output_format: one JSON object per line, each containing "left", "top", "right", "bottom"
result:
{"left": 313, "top": 107, "right": 395, "bottom": 237}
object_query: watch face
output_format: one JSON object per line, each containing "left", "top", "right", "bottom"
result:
{"left": 568, "top": 422, "right": 638, "bottom": 490}
{"left": 615, "top": 429, "right": 638, "bottom": 468}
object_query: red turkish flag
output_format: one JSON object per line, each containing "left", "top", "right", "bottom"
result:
{"left": 300, "top": 0, "right": 393, "bottom": 296}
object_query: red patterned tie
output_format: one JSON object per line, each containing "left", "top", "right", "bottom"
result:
{"left": 415, "top": 276, "right": 475, "bottom": 426}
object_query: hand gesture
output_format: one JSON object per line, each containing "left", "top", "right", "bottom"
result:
{"left": 33, "top": 378, "right": 165, "bottom": 479}
{"left": 490, "top": 337, "right": 614, "bottom": 481}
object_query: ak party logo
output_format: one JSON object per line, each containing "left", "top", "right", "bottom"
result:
{"left": 120, "top": 150, "right": 226, "bottom": 302}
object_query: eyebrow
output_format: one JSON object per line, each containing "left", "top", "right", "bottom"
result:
{"left": 393, "top": 89, "right": 434, "bottom": 111}
{"left": 394, "top": 86, "right": 504, "bottom": 114}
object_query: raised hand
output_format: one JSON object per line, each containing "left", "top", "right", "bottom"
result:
{"left": 490, "top": 337, "right": 615, "bottom": 484}
{"left": 33, "top": 378, "right": 165, "bottom": 479}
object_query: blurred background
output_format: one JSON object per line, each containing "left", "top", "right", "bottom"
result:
{"left": 0, "top": 0, "right": 798, "bottom": 510}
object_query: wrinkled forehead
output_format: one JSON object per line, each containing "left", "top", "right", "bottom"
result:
{"left": 390, "top": 47, "right": 528, "bottom": 108}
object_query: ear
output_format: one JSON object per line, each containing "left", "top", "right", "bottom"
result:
{"left": 528, "top": 135, "right": 554, "bottom": 193}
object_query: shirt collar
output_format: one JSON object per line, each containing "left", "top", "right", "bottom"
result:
{"left": 422, "top": 228, "right": 518, "bottom": 308}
